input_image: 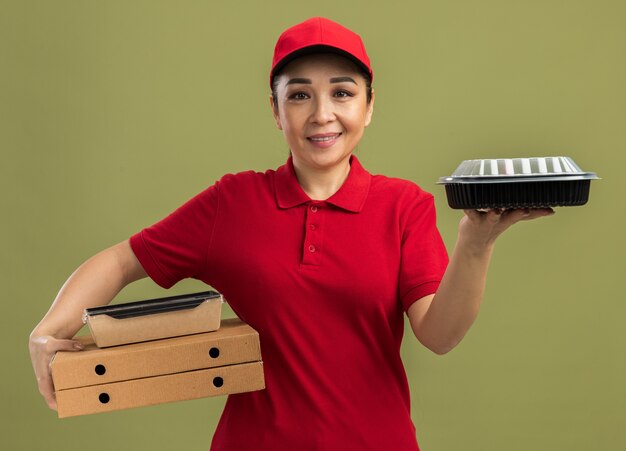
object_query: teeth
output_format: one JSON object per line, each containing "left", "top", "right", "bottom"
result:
{"left": 309, "top": 135, "right": 339, "bottom": 142}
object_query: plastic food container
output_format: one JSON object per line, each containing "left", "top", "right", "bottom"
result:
{"left": 438, "top": 156, "right": 599, "bottom": 209}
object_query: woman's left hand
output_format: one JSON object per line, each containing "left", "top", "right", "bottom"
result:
{"left": 458, "top": 207, "right": 555, "bottom": 251}
{"left": 408, "top": 206, "right": 555, "bottom": 354}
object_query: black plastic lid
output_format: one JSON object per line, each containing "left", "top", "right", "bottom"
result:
{"left": 84, "top": 291, "right": 221, "bottom": 320}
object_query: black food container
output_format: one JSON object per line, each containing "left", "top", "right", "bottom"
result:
{"left": 438, "top": 157, "right": 599, "bottom": 209}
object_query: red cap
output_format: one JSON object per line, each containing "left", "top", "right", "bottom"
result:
{"left": 270, "top": 17, "right": 373, "bottom": 88}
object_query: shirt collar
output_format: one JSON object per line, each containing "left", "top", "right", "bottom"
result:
{"left": 274, "top": 154, "right": 371, "bottom": 213}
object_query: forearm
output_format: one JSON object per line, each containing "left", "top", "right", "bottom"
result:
{"left": 31, "top": 240, "right": 144, "bottom": 339}
{"left": 416, "top": 237, "right": 494, "bottom": 354}
{"left": 422, "top": 240, "right": 493, "bottom": 350}
{"left": 410, "top": 208, "right": 553, "bottom": 354}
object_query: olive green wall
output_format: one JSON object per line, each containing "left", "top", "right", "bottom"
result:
{"left": 2, "top": 1, "right": 624, "bottom": 450}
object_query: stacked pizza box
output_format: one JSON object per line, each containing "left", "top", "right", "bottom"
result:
{"left": 51, "top": 291, "right": 265, "bottom": 418}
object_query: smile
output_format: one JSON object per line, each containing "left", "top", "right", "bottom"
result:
{"left": 307, "top": 133, "right": 342, "bottom": 143}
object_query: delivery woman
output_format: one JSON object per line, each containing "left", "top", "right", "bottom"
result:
{"left": 29, "top": 17, "right": 553, "bottom": 451}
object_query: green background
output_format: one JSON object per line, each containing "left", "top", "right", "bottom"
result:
{"left": 2, "top": 1, "right": 624, "bottom": 450}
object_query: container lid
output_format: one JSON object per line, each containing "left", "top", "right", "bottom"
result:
{"left": 438, "top": 156, "right": 599, "bottom": 184}
{"left": 83, "top": 291, "right": 222, "bottom": 322}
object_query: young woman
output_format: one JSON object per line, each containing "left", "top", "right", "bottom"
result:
{"left": 29, "top": 17, "right": 553, "bottom": 451}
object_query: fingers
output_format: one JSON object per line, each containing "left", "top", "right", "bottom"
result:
{"left": 518, "top": 207, "right": 555, "bottom": 220}
{"left": 464, "top": 207, "right": 555, "bottom": 232}
{"left": 497, "top": 208, "right": 530, "bottom": 227}
{"left": 459, "top": 207, "right": 556, "bottom": 247}
{"left": 463, "top": 209, "right": 484, "bottom": 220}
{"left": 499, "top": 208, "right": 554, "bottom": 225}
{"left": 33, "top": 347, "right": 58, "bottom": 410}
{"left": 463, "top": 208, "right": 502, "bottom": 222}
{"left": 485, "top": 208, "right": 503, "bottom": 223}
{"left": 38, "top": 370, "right": 58, "bottom": 410}
{"left": 30, "top": 335, "right": 84, "bottom": 412}
{"left": 469, "top": 208, "right": 554, "bottom": 221}
{"left": 43, "top": 339, "right": 83, "bottom": 409}
{"left": 52, "top": 338, "right": 84, "bottom": 352}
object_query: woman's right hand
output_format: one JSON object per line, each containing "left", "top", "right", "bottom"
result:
{"left": 28, "top": 240, "right": 147, "bottom": 410}
{"left": 29, "top": 334, "right": 84, "bottom": 410}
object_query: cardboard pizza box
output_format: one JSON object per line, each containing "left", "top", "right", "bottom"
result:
{"left": 51, "top": 317, "right": 265, "bottom": 418}
{"left": 55, "top": 361, "right": 265, "bottom": 418}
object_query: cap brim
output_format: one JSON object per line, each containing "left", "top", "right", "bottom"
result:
{"left": 271, "top": 44, "right": 371, "bottom": 85}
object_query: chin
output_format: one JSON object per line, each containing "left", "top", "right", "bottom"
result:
{"left": 306, "top": 151, "right": 352, "bottom": 169}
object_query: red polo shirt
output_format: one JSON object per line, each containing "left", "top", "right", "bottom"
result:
{"left": 129, "top": 155, "right": 449, "bottom": 451}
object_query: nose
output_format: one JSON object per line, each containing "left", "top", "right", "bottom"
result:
{"left": 310, "top": 95, "right": 336, "bottom": 125}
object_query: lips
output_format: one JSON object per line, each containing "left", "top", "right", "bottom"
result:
{"left": 307, "top": 133, "right": 342, "bottom": 142}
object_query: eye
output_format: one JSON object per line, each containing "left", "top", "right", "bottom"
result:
{"left": 334, "top": 89, "right": 353, "bottom": 98}
{"left": 288, "top": 92, "right": 309, "bottom": 100}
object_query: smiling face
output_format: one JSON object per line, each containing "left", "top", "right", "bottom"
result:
{"left": 270, "top": 53, "right": 374, "bottom": 173}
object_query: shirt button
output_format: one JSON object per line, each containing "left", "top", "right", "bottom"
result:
{"left": 308, "top": 245, "right": 316, "bottom": 253}
{"left": 310, "top": 206, "right": 318, "bottom": 213}
{"left": 310, "top": 224, "right": 317, "bottom": 230}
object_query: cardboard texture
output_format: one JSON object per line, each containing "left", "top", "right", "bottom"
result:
{"left": 52, "top": 318, "right": 260, "bottom": 389}
{"left": 52, "top": 318, "right": 265, "bottom": 418}
{"left": 85, "top": 296, "right": 223, "bottom": 347}
{"left": 56, "top": 362, "right": 264, "bottom": 418}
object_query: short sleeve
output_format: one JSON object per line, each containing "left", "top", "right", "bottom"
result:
{"left": 398, "top": 194, "right": 449, "bottom": 312}
{"left": 129, "top": 181, "right": 220, "bottom": 289}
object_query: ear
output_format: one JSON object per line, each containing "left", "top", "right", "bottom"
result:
{"left": 364, "top": 88, "right": 375, "bottom": 128}
{"left": 269, "top": 94, "right": 283, "bottom": 130}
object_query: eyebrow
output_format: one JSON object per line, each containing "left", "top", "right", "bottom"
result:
{"left": 285, "top": 78, "right": 311, "bottom": 85}
{"left": 330, "top": 76, "right": 358, "bottom": 84}
{"left": 285, "top": 76, "right": 358, "bottom": 85}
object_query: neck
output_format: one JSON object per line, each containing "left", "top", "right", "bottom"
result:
{"left": 292, "top": 155, "right": 352, "bottom": 201}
